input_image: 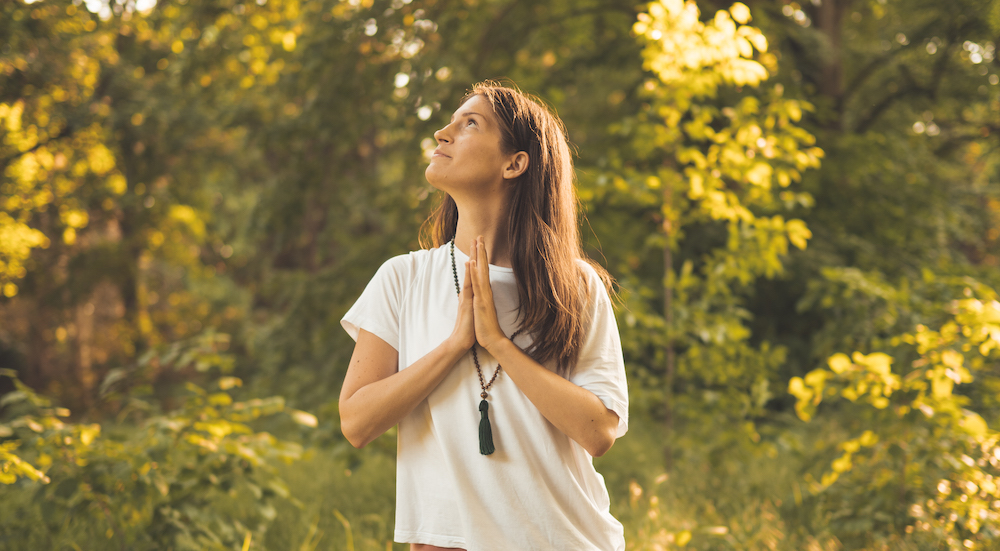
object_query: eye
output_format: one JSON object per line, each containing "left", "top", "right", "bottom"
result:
{"left": 466, "top": 118, "right": 478, "bottom": 128}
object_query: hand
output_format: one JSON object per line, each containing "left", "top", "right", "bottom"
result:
{"left": 468, "top": 236, "right": 507, "bottom": 353}
{"left": 449, "top": 256, "right": 476, "bottom": 351}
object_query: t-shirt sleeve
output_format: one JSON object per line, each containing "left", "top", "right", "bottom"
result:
{"left": 340, "top": 255, "right": 411, "bottom": 351}
{"left": 569, "top": 264, "right": 629, "bottom": 438}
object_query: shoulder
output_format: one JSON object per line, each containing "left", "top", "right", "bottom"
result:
{"left": 377, "top": 247, "right": 440, "bottom": 276}
{"left": 575, "top": 259, "right": 612, "bottom": 301}
{"left": 370, "top": 246, "right": 451, "bottom": 292}
{"left": 575, "top": 258, "right": 602, "bottom": 282}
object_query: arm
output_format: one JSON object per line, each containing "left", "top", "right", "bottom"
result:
{"left": 339, "top": 264, "right": 476, "bottom": 449}
{"left": 488, "top": 339, "right": 620, "bottom": 457}
{"left": 468, "top": 237, "right": 620, "bottom": 457}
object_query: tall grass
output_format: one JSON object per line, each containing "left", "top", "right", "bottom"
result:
{"left": 0, "top": 412, "right": 850, "bottom": 550}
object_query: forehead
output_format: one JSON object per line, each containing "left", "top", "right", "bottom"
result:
{"left": 451, "top": 94, "right": 495, "bottom": 119}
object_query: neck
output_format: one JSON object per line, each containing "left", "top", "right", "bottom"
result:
{"left": 452, "top": 193, "right": 511, "bottom": 268}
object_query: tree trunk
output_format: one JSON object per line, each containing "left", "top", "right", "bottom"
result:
{"left": 663, "top": 183, "right": 676, "bottom": 469}
{"left": 816, "top": 0, "right": 849, "bottom": 122}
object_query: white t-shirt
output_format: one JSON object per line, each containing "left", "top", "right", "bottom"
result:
{"left": 341, "top": 243, "right": 628, "bottom": 551}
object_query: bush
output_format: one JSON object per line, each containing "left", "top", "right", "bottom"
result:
{"left": 0, "top": 366, "right": 313, "bottom": 550}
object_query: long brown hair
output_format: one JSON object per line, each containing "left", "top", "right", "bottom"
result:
{"left": 420, "top": 82, "right": 612, "bottom": 376}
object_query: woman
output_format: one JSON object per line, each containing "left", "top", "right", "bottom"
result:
{"left": 339, "top": 82, "right": 628, "bottom": 551}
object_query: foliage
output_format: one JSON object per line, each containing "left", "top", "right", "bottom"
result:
{"left": 763, "top": 0, "right": 1000, "bottom": 547}
{"left": 1, "top": 0, "right": 1000, "bottom": 549}
{"left": 0, "top": 4, "right": 110, "bottom": 299}
{"left": 623, "top": 476, "right": 804, "bottom": 551}
{"left": 789, "top": 287, "right": 1000, "bottom": 549}
{"left": 0, "top": 356, "right": 313, "bottom": 550}
{"left": 0, "top": 0, "right": 254, "bottom": 412}
{"left": 588, "top": 0, "right": 822, "bottom": 464}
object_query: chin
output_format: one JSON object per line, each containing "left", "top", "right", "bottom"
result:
{"left": 424, "top": 165, "right": 447, "bottom": 191}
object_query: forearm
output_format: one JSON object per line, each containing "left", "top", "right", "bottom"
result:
{"left": 340, "top": 338, "right": 467, "bottom": 448}
{"left": 487, "top": 339, "right": 619, "bottom": 457}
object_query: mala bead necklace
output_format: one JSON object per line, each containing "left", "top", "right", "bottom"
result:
{"left": 451, "top": 239, "right": 521, "bottom": 456}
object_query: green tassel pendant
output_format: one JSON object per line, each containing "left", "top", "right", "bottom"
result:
{"left": 478, "top": 399, "right": 495, "bottom": 455}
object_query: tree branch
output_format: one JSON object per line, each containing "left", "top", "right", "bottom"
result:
{"left": 852, "top": 35, "right": 957, "bottom": 134}
{"left": 468, "top": 0, "right": 638, "bottom": 78}
{"left": 841, "top": 19, "right": 937, "bottom": 107}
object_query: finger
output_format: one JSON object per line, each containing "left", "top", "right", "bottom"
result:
{"left": 475, "top": 240, "right": 490, "bottom": 293}
{"left": 478, "top": 235, "right": 489, "bottom": 266}
{"left": 463, "top": 260, "right": 474, "bottom": 297}
{"left": 470, "top": 255, "right": 492, "bottom": 310}
{"left": 468, "top": 257, "right": 480, "bottom": 294}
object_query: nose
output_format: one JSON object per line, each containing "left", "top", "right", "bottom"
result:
{"left": 433, "top": 123, "right": 451, "bottom": 144}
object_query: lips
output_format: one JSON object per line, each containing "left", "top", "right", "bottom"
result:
{"left": 432, "top": 148, "right": 451, "bottom": 158}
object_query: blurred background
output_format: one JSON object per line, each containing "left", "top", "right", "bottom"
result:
{"left": 2, "top": 0, "right": 1000, "bottom": 549}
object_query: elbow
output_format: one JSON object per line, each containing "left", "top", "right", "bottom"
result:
{"left": 584, "top": 411, "right": 619, "bottom": 457}
{"left": 587, "top": 437, "right": 614, "bottom": 458}
{"left": 585, "top": 428, "right": 617, "bottom": 458}
{"left": 339, "top": 411, "right": 372, "bottom": 449}
{"left": 342, "top": 429, "right": 369, "bottom": 449}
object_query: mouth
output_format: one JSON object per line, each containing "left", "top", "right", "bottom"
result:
{"left": 432, "top": 149, "right": 451, "bottom": 158}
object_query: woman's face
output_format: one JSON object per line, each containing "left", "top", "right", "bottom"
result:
{"left": 424, "top": 94, "right": 513, "bottom": 193}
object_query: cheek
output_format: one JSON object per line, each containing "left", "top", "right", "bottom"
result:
{"left": 479, "top": 142, "right": 507, "bottom": 168}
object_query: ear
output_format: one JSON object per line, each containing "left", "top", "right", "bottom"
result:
{"left": 502, "top": 151, "right": 529, "bottom": 180}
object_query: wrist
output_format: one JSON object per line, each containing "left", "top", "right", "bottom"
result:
{"left": 483, "top": 334, "right": 516, "bottom": 359}
{"left": 443, "top": 334, "right": 472, "bottom": 357}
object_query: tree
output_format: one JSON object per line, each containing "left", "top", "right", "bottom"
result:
{"left": 586, "top": 0, "right": 821, "bottom": 464}
{"left": 769, "top": 0, "right": 1000, "bottom": 545}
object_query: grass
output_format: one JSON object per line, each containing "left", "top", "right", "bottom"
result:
{"left": 262, "top": 443, "right": 400, "bottom": 551}
{"left": 0, "top": 411, "right": 942, "bottom": 550}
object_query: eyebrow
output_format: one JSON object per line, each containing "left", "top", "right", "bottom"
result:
{"left": 450, "top": 111, "right": 485, "bottom": 122}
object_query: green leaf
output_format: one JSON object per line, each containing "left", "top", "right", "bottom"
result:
{"left": 98, "top": 368, "right": 129, "bottom": 397}
{"left": 218, "top": 377, "right": 242, "bottom": 390}
{"left": 827, "top": 353, "right": 851, "bottom": 374}
{"left": 0, "top": 391, "right": 27, "bottom": 408}
{"left": 961, "top": 411, "right": 988, "bottom": 437}
{"left": 208, "top": 393, "right": 233, "bottom": 406}
{"left": 290, "top": 409, "right": 318, "bottom": 427}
